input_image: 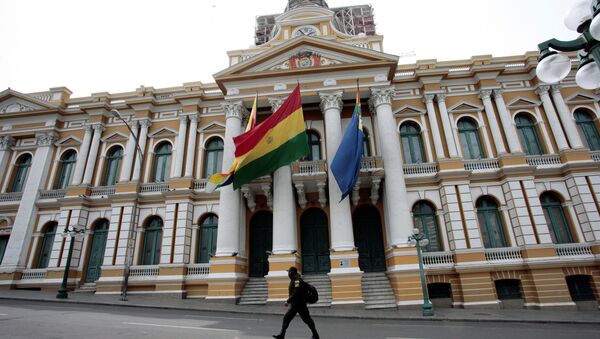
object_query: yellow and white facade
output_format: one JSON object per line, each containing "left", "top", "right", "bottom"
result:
{"left": 0, "top": 0, "right": 599, "bottom": 310}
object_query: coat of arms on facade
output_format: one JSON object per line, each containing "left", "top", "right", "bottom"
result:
{"left": 270, "top": 51, "right": 342, "bottom": 71}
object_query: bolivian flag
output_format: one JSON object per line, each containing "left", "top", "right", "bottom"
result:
{"left": 231, "top": 85, "right": 308, "bottom": 189}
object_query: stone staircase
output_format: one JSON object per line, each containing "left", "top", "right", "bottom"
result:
{"left": 302, "top": 274, "right": 332, "bottom": 307}
{"left": 238, "top": 277, "right": 267, "bottom": 305}
{"left": 361, "top": 272, "right": 397, "bottom": 309}
{"left": 74, "top": 282, "right": 97, "bottom": 293}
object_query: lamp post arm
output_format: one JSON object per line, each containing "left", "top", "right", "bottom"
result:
{"left": 112, "top": 113, "right": 144, "bottom": 163}
{"left": 538, "top": 36, "right": 588, "bottom": 54}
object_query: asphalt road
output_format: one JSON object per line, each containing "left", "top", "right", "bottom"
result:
{"left": 0, "top": 299, "right": 599, "bottom": 339}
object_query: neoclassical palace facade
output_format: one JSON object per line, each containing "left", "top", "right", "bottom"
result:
{"left": 0, "top": 0, "right": 599, "bottom": 310}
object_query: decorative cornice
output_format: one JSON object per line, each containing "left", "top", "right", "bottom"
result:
{"left": 368, "top": 87, "right": 394, "bottom": 111}
{"left": 0, "top": 135, "right": 15, "bottom": 151}
{"left": 268, "top": 97, "right": 285, "bottom": 113}
{"left": 478, "top": 90, "right": 493, "bottom": 100}
{"left": 422, "top": 94, "right": 436, "bottom": 104}
{"left": 222, "top": 101, "right": 246, "bottom": 120}
{"left": 319, "top": 91, "right": 343, "bottom": 112}
{"left": 535, "top": 85, "right": 551, "bottom": 96}
{"left": 36, "top": 132, "right": 58, "bottom": 147}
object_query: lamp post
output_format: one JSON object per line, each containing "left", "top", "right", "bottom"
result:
{"left": 110, "top": 109, "right": 144, "bottom": 302}
{"left": 536, "top": 0, "right": 600, "bottom": 89}
{"left": 56, "top": 226, "right": 86, "bottom": 299}
{"left": 408, "top": 228, "right": 434, "bottom": 317}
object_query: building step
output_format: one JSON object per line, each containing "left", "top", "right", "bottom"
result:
{"left": 238, "top": 278, "right": 267, "bottom": 305}
{"left": 361, "top": 272, "right": 396, "bottom": 310}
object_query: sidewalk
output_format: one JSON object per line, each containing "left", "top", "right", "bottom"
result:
{"left": 1, "top": 289, "right": 598, "bottom": 325}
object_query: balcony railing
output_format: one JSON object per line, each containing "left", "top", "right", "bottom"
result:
{"left": 186, "top": 263, "right": 210, "bottom": 278}
{"left": 423, "top": 252, "right": 454, "bottom": 267}
{"left": 21, "top": 269, "right": 48, "bottom": 280}
{"left": 360, "top": 156, "right": 382, "bottom": 172}
{"left": 526, "top": 154, "right": 562, "bottom": 167}
{"left": 484, "top": 247, "right": 523, "bottom": 262}
{"left": 139, "top": 182, "right": 169, "bottom": 193}
{"left": 39, "top": 189, "right": 67, "bottom": 199}
{"left": 591, "top": 151, "right": 600, "bottom": 162}
{"left": 556, "top": 243, "right": 594, "bottom": 257}
{"left": 403, "top": 162, "right": 438, "bottom": 176}
{"left": 292, "top": 160, "right": 327, "bottom": 176}
{"left": 0, "top": 192, "right": 23, "bottom": 202}
{"left": 128, "top": 265, "right": 160, "bottom": 279}
{"left": 90, "top": 185, "right": 116, "bottom": 196}
{"left": 193, "top": 179, "right": 207, "bottom": 191}
{"left": 464, "top": 158, "right": 500, "bottom": 171}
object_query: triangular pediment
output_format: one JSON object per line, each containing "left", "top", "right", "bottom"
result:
{"left": 198, "top": 121, "right": 226, "bottom": 133}
{"left": 101, "top": 131, "right": 129, "bottom": 143}
{"left": 148, "top": 127, "right": 178, "bottom": 138}
{"left": 393, "top": 104, "right": 426, "bottom": 117}
{"left": 506, "top": 96, "right": 541, "bottom": 108}
{"left": 214, "top": 36, "right": 398, "bottom": 83}
{"left": 448, "top": 100, "right": 483, "bottom": 113}
{"left": 565, "top": 92, "right": 599, "bottom": 104}
{"left": 0, "top": 89, "right": 59, "bottom": 114}
{"left": 56, "top": 136, "right": 82, "bottom": 147}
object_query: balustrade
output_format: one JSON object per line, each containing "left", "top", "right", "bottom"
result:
{"left": 90, "top": 186, "right": 116, "bottom": 196}
{"left": 39, "top": 189, "right": 67, "bottom": 199}
{"left": 556, "top": 243, "right": 593, "bottom": 257}
{"left": 0, "top": 192, "right": 23, "bottom": 202}
{"left": 484, "top": 247, "right": 523, "bottom": 262}
{"left": 423, "top": 252, "right": 454, "bottom": 267}
{"left": 464, "top": 158, "right": 500, "bottom": 171}
{"left": 403, "top": 162, "right": 438, "bottom": 176}
{"left": 186, "top": 263, "right": 210, "bottom": 277}
{"left": 526, "top": 154, "right": 562, "bottom": 167}
{"left": 139, "top": 183, "right": 169, "bottom": 193}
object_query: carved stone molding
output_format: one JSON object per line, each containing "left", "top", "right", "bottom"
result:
{"left": 478, "top": 90, "right": 493, "bottom": 100}
{"left": 36, "top": 132, "right": 58, "bottom": 147}
{"left": 261, "top": 183, "right": 273, "bottom": 209}
{"left": 317, "top": 182, "right": 327, "bottom": 208}
{"left": 0, "top": 102, "right": 35, "bottom": 114}
{"left": 319, "top": 92, "right": 343, "bottom": 113}
{"left": 370, "top": 178, "right": 381, "bottom": 205}
{"left": 550, "top": 84, "right": 562, "bottom": 94}
{"left": 222, "top": 101, "right": 246, "bottom": 121}
{"left": 268, "top": 97, "right": 285, "bottom": 113}
{"left": 422, "top": 94, "right": 436, "bottom": 104}
{"left": 435, "top": 93, "right": 447, "bottom": 103}
{"left": 178, "top": 115, "right": 189, "bottom": 123}
{"left": 368, "top": 87, "right": 394, "bottom": 112}
{"left": 535, "top": 85, "right": 551, "bottom": 96}
{"left": 188, "top": 114, "right": 200, "bottom": 122}
{"left": 0, "top": 135, "right": 15, "bottom": 151}
{"left": 92, "top": 124, "right": 106, "bottom": 133}
{"left": 351, "top": 179, "right": 361, "bottom": 206}
{"left": 138, "top": 119, "right": 152, "bottom": 128}
{"left": 241, "top": 186, "right": 256, "bottom": 212}
{"left": 492, "top": 89, "right": 504, "bottom": 99}
{"left": 294, "top": 183, "right": 307, "bottom": 209}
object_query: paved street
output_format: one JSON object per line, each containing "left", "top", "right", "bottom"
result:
{"left": 0, "top": 299, "right": 598, "bottom": 339}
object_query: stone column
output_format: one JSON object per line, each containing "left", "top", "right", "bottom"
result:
{"left": 119, "top": 121, "right": 139, "bottom": 182}
{"left": 214, "top": 102, "right": 245, "bottom": 257}
{"left": 492, "top": 90, "right": 523, "bottom": 153}
{"left": 435, "top": 94, "right": 459, "bottom": 158}
{"left": 2, "top": 132, "right": 57, "bottom": 270}
{"left": 536, "top": 85, "right": 569, "bottom": 151}
{"left": 479, "top": 90, "right": 507, "bottom": 155}
{"left": 82, "top": 124, "right": 105, "bottom": 186}
{"left": 131, "top": 120, "right": 151, "bottom": 182}
{"left": 369, "top": 87, "right": 414, "bottom": 247}
{"left": 320, "top": 91, "right": 355, "bottom": 251}
{"left": 172, "top": 116, "right": 188, "bottom": 178}
{"left": 501, "top": 181, "right": 539, "bottom": 246}
{"left": 184, "top": 115, "right": 199, "bottom": 177}
{"left": 423, "top": 95, "right": 445, "bottom": 159}
{"left": 551, "top": 85, "right": 584, "bottom": 149}
{"left": 71, "top": 125, "right": 92, "bottom": 185}
{"left": 0, "top": 136, "right": 15, "bottom": 186}
{"left": 269, "top": 98, "right": 298, "bottom": 255}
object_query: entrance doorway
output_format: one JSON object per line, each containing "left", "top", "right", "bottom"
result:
{"left": 300, "top": 208, "right": 330, "bottom": 275}
{"left": 353, "top": 206, "right": 386, "bottom": 272}
{"left": 249, "top": 211, "right": 273, "bottom": 277}
{"left": 85, "top": 219, "right": 109, "bottom": 283}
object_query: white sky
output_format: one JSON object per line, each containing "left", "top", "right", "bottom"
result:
{"left": 0, "top": 0, "right": 581, "bottom": 97}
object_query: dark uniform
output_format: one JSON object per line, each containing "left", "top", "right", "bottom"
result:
{"left": 273, "top": 270, "right": 319, "bottom": 339}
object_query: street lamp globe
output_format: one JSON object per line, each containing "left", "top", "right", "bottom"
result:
{"left": 536, "top": 52, "right": 572, "bottom": 84}
{"left": 420, "top": 239, "right": 429, "bottom": 247}
{"left": 590, "top": 12, "right": 600, "bottom": 39}
{"left": 576, "top": 58, "right": 600, "bottom": 89}
{"left": 564, "top": 1, "right": 592, "bottom": 31}
{"left": 412, "top": 228, "right": 420, "bottom": 235}
{"left": 408, "top": 239, "right": 417, "bottom": 247}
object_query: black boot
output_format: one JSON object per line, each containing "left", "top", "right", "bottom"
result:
{"left": 272, "top": 334, "right": 284, "bottom": 339}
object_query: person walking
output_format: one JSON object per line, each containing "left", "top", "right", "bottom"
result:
{"left": 273, "top": 266, "right": 320, "bottom": 339}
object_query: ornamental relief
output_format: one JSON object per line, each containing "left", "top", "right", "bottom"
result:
{"left": 269, "top": 51, "right": 343, "bottom": 71}
{"left": 0, "top": 102, "right": 36, "bottom": 114}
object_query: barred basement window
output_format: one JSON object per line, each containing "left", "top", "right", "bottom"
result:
{"left": 495, "top": 279, "right": 522, "bottom": 300}
{"left": 566, "top": 275, "right": 595, "bottom": 301}
{"left": 427, "top": 283, "right": 452, "bottom": 299}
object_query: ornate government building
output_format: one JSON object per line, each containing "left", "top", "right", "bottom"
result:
{"left": 0, "top": 0, "right": 599, "bottom": 310}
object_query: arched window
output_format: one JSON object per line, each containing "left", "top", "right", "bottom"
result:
{"left": 152, "top": 142, "right": 172, "bottom": 182}
{"left": 102, "top": 146, "right": 123, "bottom": 186}
{"left": 197, "top": 214, "right": 218, "bottom": 264}
{"left": 362, "top": 130, "right": 371, "bottom": 157}
{"left": 55, "top": 150, "right": 77, "bottom": 189}
{"left": 515, "top": 113, "right": 544, "bottom": 155}
{"left": 540, "top": 192, "right": 574, "bottom": 244}
{"left": 141, "top": 217, "right": 163, "bottom": 265}
{"left": 35, "top": 222, "right": 57, "bottom": 269}
{"left": 574, "top": 109, "right": 600, "bottom": 150}
{"left": 476, "top": 197, "right": 507, "bottom": 248}
{"left": 457, "top": 118, "right": 484, "bottom": 159}
{"left": 9, "top": 154, "right": 32, "bottom": 193}
{"left": 400, "top": 122, "right": 425, "bottom": 164}
{"left": 203, "top": 138, "right": 224, "bottom": 178}
{"left": 412, "top": 202, "right": 442, "bottom": 252}
{"left": 303, "top": 131, "right": 322, "bottom": 161}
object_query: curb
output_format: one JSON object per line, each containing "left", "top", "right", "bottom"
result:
{"left": 1, "top": 296, "right": 599, "bottom": 325}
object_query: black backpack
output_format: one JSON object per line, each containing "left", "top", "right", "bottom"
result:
{"left": 304, "top": 281, "right": 319, "bottom": 304}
